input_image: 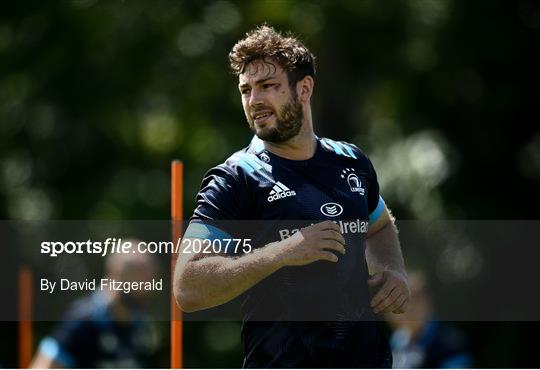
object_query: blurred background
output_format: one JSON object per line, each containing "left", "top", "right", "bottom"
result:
{"left": 1, "top": 0, "right": 539, "bottom": 368}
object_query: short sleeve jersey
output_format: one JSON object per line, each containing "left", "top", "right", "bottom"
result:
{"left": 187, "top": 136, "right": 391, "bottom": 368}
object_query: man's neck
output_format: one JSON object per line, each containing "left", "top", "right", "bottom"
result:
{"left": 262, "top": 112, "right": 316, "bottom": 160}
{"left": 264, "top": 130, "right": 317, "bottom": 160}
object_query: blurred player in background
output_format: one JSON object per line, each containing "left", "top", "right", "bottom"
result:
{"left": 387, "top": 271, "right": 472, "bottom": 368}
{"left": 174, "top": 25, "right": 409, "bottom": 368}
{"left": 31, "top": 244, "right": 161, "bottom": 368}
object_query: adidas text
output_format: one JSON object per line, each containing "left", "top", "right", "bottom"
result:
{"left": 268, "top": 190, "right": 296, "bottom": 202}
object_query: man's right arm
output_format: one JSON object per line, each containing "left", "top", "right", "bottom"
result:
{"left": 173, "top": 221, "right": 345, "bottom": 312}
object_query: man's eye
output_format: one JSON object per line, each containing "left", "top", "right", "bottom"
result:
{"left": 262, "top": 84, "right": 274, "bottom": 89}
{"left": 241, "top": 89, "right": 251, "bottom": 95}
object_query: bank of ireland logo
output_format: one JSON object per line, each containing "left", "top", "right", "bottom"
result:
{"left": 320, "top": 202, "right": 344, "bottom": 217}
{"left": 340, "top": 168, "right": 365, "bottom": 195}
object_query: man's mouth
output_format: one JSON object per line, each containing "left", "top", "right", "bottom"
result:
{"left": 252, "top": 111, "right": 273, "bottom": 125}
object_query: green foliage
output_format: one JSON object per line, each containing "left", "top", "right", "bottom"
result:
{"left": 1, "top": 0, "right": 539, "bottom": 367}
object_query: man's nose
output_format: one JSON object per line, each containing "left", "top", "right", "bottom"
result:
{"left": 249, "top": 89, "right": 264, "bottom": 107}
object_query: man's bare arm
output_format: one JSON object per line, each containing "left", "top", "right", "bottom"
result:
{"left": 366, "top": 206, "right": 409, "bottom": 314}
{"left": 174, "top": 239, "right": 285, "bottom": 312}
{"left": 174, "top": 221, "right": 345, "bottom": 312}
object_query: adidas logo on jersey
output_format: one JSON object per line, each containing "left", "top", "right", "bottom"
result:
{"left": 267, "top": 182, "right": 296, "bottom": 202}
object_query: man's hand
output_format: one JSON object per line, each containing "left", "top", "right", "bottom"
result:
{"left": 174, "top": 220, "right": 345, "bottom": 312}
{"left": 368, "top": 270, "right": 409, "bottom": 314}
{"left": 277, "top": 221, "right": 346, "bottom": 266}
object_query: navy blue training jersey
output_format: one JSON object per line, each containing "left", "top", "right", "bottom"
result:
{"left": 186, "top": 136, "right": 391, "bottom": 368}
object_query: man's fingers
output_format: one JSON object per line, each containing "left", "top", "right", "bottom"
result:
{"left": 322, "top": 241, "right": 346, "bottom": 255}
{"left": 318, "top": 251, "right": 339, "bottom": 263}
{"left": 392, "top": 296, "right": 409, "bottom": 314}
{"left": 372, "top": 287, "right": 400, "bottom": 314}
{"left": 370, "top": 278, "right": 394, "bottom": 307}
{"left": 321, "top": 230, "right": 346, "bottom": 246}
{"left": 317, "top": 220, "right": 341, "bottom": 233}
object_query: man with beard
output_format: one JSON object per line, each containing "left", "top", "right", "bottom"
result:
{"left": 174, "top": 25, "right": 409, "bottom": 368}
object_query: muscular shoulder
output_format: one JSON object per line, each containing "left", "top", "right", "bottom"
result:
{"left": 206, "top": 144, "right": 269, "bottom": 180}
{"left": 319, "top": 137, "right": 373, "bottom": 166}
{"left": 194, "top": 145, "right": 267, "bottom": 220}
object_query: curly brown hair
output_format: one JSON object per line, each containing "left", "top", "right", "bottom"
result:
{"left": 228, "top": 25, "right": 316, "bottom": 87}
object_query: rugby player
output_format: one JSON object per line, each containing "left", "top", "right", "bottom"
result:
{"left": 174, "top": 25, "right": 409, "bottom": 368}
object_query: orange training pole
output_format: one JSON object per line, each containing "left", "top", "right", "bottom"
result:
{"left": 171, "top": 160, "right": 183, "bottom": 368}
{"left": 18, "top": 266, "right": 33, "bottom": 369}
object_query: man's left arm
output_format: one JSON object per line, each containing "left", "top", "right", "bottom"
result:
{"left": 365, "top": 203, "right": 410, "bottom": 314}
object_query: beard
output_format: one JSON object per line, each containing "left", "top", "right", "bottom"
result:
{"left": 248, "top": 96, "right": 304, "bottom": 143}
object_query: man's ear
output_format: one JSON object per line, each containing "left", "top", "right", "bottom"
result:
{"left": 296, "top": 75, "right": 314, "bottom": 103}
